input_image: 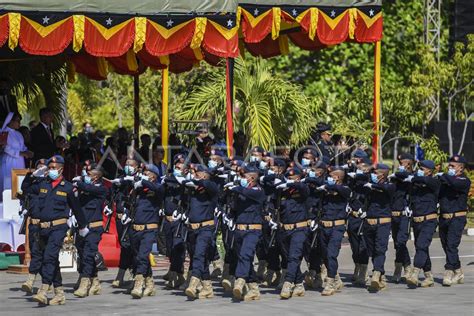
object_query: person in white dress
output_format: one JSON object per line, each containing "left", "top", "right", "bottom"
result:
{"left": 0, "top": 112, "right": 34, "bottom": 196}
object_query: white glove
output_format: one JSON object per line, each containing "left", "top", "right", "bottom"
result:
{"left": 72, "top": 182, "right": 78, "bottom": 188}
{"left": 224, "top": 182, "right": 235, "bottom": 188}
{"left": 403, "top": 207, "right": 413, "bottom": 217}
{"left": 269, "top": 220, "right": 278, "bottom": 230}
{"left": 175, "top": 175, "right": 186, "bottom": 184}
{"left": 227, "top": 219, "right": 235, "bottom": 231}
{"left": 363, "top": 183, "right": 373, "bottom": 189}
{"left": 286, "top": 179, "right": 295, "bottom": 184}
{"left": 217, "top": 167, "right": 225, "bottom": 172}
{"left": 134, "top": 180, "right": 143, "bottom": 189}
{"left": 316, "top": 185, "right": 327, "bottom": 191}
{"left": 181, "top": 213, "right": 189, "bottom": 223}
{"left": 347, "top": 172, "right": 356, "bottom": 178}
{"left": 172, "top": 210, "right": 182, "bottom": 221}
{"left": 274, "top": 178, "right": 283, "bottom": 185}
{"left": 158, "top": 209, "right": 165, "bottom": 217}
{"left": 403, "top": 175, "right": 414, "bottom": 182}
{"left": 259, "top": 176, "right": 265, "bottom": 183}
{"left": 218, "top": 174, "right": 228, "bottom": 179}
{"left": 103, "top": 205, "right": 113, "bottom": 216}
{"left": 67, "top": 215, "right": 78, "bottom": 228}
{"left": 230, "top": 170, "right": 237, "bottom": 176}
{"left": 357, "top": 208, "right": 367, "bottom": 219}
{"left": 124, "top": 175, "right": 134, "bottom": 181}
{"left": 388, "top": 173, "right": 395, "bottom": 179}
{"left": 20, "top": 209, "right": 28, "bottom": 217}
{"left": 214, "top": 207, "right": 222, "bottom": 218}
{"left": 32, "top": 166, "right": 48, "bottom": 177}
{"left": 276, "top": 183, "right": 288, "bottom": 189}
{"left": 111, "top": 178, "right": 121, "bottom": 184}
{"left": 310, "top": 220, "right": 318, "bottom": 232}
{"left": 435, "top": 172, "right": 443, "bottom": 177}
{"left": 121, "top": 214, "right": 132, "bottom": 225}
{"left": 79, "top": 227, "right": 89, "bottom": 237}
{"left": 342, "top": 164, "right": 349, "bottom": 169}
{"left": 185, "top": 181, "right": 198, "bottom": 188}
{"left": 345, "top": 204, "right": 352, "bottom": 214}
{"left": 72, "top": 176, "right": 82, "bottom": 182}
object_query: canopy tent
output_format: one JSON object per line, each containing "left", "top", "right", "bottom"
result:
{"left": 0, "top": 0, "right": 383, "bottom": 160}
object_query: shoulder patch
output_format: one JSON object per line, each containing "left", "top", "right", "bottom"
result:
{"left": 56, "top": 191, "right": 67, "bottom": 196}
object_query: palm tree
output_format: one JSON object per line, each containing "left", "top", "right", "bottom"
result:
{"left": 176, "top": 57, "right": 318, "bottom": 150}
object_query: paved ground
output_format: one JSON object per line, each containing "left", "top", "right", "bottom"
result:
{"left": 1, "top": 237, "right": 473, "bottom": 316}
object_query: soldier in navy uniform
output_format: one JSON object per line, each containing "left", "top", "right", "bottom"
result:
{"left": 225, "top": 165, "right": 266, "bottom": 301}
{"left": 438, "top": 155, "right": 471, "bottom": 286}
{"left": 72, "top": 162, "right": 108, "bottom": 298}
{"left": 20, "top": 159, "right": 48, "bottom": 294}
{"left": 162, "top": 154, "right": 188, "bottom": 289}
{"left": 346, "top": 157, "right": 372, "bottom": 287}
{"left": 110, "top": 158, "right": 140, "bottom": 288}
{"left": 318, "top": 167, "right": 351, "bottom": 296}
{"left": 404, "top": 160, "right": 440, "bottom": 288}
{"left": 361, "top": 163, "right": 395, "bottom": 292}
{"left": 303, "top": 160, "right": 327, "bottom": 290}
{"left": 122, "top": 164, "right": 164, "bottom": 299}
{"left": 389, "top": 153, "right": 415, "bottom": 283}
{"left": 23, "top": 155, "right": 88, "bottom": 306}
{"left": 276, "top": 167, "right": 310, "bottom": 299}
{"left": 182, "top": 165, "right": 219, "bottom": 300}
{"left": 315, "top": 123, "right": 335, "bottom": 162}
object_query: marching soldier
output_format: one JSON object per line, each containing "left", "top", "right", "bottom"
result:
{"left": 362, "top": 163, "right": 395, "bottom": 292}
{"left": 110, "top": 158, "right": 140, "bottom": 288}
{"left": 405, "top": 160, "right": 440, "bottom": 288}
{"left": 315, "top": 123, "right": 335, "bottom": 162}
{"left": 73, "top": 162, "right": 108, "bottom": 298}
{"left": 276, "top": 167, "right": 310, "bottom": 299}
{"left": 346, "top": 157, "right": 371, "bottom": 286}
{"left": 318, "top": 167, "right": 352, "bottom": 296}
{"left": 181, "top": 165, "right": 219, "bottom": 300}
{"left": 20, "top": 159, "right": 48, "bottom": 293}
{"left": 226, "top": 165, "right": 266, "bottom": 301}
{"left": 389, "top": 153, "right": 415, "bottom": 283}
{"left": 123, "top": 164, "right": 164, "bottom": 298}
{"left": 438, "top": 155, "right": 471, "bottom": 286}
{"left": 24, "top": 155, "right": 89, "bottom": 306}
{"left": 162, "top": 154, "right": 188, "bottom": 289}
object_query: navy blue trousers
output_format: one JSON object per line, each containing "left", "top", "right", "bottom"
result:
{"left": 39, "top": 224, "right": 68, "bottom": 287}
{"left": 75, "top": 227, "right": 103, "bottom": 277}
{"left": 319, "top": 225, "right": 346, "bottom": 278}
{"left": 391, "top": 215, "right": 411, "bottom": 266}
{"left": 164, "top": 220, "right": 186, "bottom": 274}
{"left": 347, "top": 216, "right": 369, "bottom": 265}
{"left": 234, "top": 229, "right": 261, "bottom": 282}
{"left": 187, "top": 226, "right": 214, "bottom": 280}
{"left": 439, "top": 216, "right": 466, "bottom": 270}
{"left": 28, "top": 224, "right": 43, "bottom": 275}
{"left": 281, "top": 228, "right": 308, "bottom": 284}
{"left": 363, "top": 222, "right": 391, "bottom": 274}
{"left": 131, "top": 229, "right": 156, "bottom": 277}
{"left": 413, "top": 218, "right": 437, "bottom": 272}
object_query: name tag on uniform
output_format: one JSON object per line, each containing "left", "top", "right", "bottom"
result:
{"left": 56, "top": 191, "right": 67, "bottom": 196}
{"left": 40, "top": 189, "right": 48, "bottom": 193}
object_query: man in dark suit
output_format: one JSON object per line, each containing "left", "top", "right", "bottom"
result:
{"left": 30, "top": 108, "right": 56, "bottom": 162}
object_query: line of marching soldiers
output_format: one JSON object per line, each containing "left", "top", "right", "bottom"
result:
{"left": 17, "top": 147, "right": 470, "bottom": 305}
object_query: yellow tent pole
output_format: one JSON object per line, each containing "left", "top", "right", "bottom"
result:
{"left": 162, "top": 67, "right": 169, "bottom": 164}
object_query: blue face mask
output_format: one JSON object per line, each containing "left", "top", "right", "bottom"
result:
{"left": 48, "top": 169, "right": 60, "bottom": 180}
{"left": 308, "top": 170, "right": 316, "bottom": 178}
{"left": 267, "top": 169, "right": 275, "bottom": 175}
{"left": 326, "top": 177, "right": 335, "bottom": 185}
{"left": 124, "top": 165, "right": 135, "bottom": 176}
{"left": 84, "top": 175, "right": 92, "bottom": 184}
{"left": 301, "top": 158, "right": 311, "bottom": 167}
{"left": 208, "top": 160, "right": 218, "bottom": 169}
{"left": 416, "top": 169, "right": 425, "bottom": 177}
{"left": 259, "top": 161, "right": 268, "bottom": 170}
{"left": 398, "top": 166, "right": 406, "bottom": 172}
{"left": 81, "top": 169, "right": 87, "bottom": 177}
{"left": 240, "top": 178, "right": 249, "bottom": 188}
{"left": 141, "top": 174, "right": 149, "bottom": 181}
{"left": 173, "top": 169, "right": 182, "bottom": 177}
{"left": 448, "top": 168, "right": 456, "bottom": 176}
{"left": 370, "top": 173, "right": 378, "bottom": 183}
{"left": 250, "top": 156, "right": 260, "bottom": 163}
